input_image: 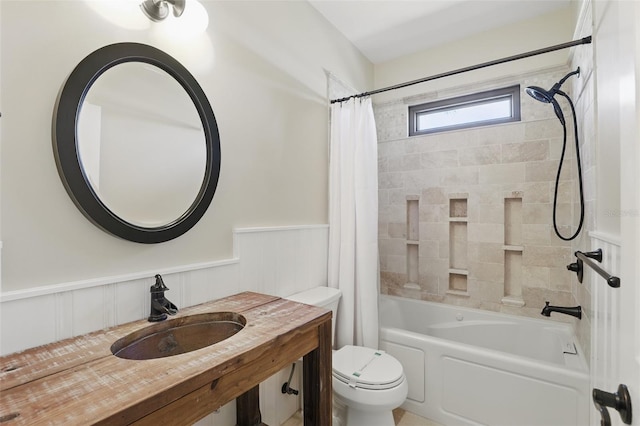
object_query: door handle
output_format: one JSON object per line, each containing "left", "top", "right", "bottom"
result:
{"left": 592, "top": 384, "right": 632, "bottom": 426}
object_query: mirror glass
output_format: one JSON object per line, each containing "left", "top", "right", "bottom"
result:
{"left": 78, "top": 63, "right": 206, "bottom": 227}
{"left": 53, "top": 42, "right": 220, "bottom": 244}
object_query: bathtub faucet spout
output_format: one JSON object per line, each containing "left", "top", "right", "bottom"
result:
{"left": 541, "top": 301, "right": 582, "bottom": 319}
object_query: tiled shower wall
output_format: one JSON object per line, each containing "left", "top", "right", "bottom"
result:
{"left": 375, "top": 68, "right": 581, "bottom": 321}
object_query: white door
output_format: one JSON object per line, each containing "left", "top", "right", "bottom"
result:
{"left": 591, "top": 1, "right": 640, "bottom": 425}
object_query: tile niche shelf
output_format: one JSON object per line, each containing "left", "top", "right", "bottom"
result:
{"left": 502, "top": 196, "right": 525, "bottom": 307}
{"left": 405, "top": 196, "right": 420, "bottom": 290}
{"left": 447, "top": 196, "right": 468, "bottom": 296}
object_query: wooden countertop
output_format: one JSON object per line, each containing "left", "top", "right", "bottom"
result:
{"left": 0, "top": 292, "right": 332, "bottom": 425}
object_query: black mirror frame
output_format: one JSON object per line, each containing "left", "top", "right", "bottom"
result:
{"left": 53, "top": 42, "right": 220, "bottom": 244}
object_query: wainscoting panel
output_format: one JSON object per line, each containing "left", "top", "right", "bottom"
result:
{"left": 1, "top": 225, "right": 329, "bottom": 426}
{"left": 588, "top": 232, "right": 621, "bottom": 426}
{"left": 0, "top": 225, "right": 329, "bottom": 356}
{"left": 235, "top": 225, "right": 330, "bottom": 298}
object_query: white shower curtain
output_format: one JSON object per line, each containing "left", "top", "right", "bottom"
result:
{"left": 328, "top": 96, "right": 379, "bottom": 350}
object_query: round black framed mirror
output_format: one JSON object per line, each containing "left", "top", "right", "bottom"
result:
{"left": 53, "top": 42, "right": 220, "bottom": 244}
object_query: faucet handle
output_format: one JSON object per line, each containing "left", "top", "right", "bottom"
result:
{"left": 541, "top": 301, "right": 551, "bottom": 317}
{"left": 151, "top": 274, "right": 169, "bottom": 292}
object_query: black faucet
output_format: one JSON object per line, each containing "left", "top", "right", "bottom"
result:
{"left": 149, "top": 274, "right": 178, "bottom": 322}
{"left": 541, "top": 301, "right": 582, "bottom": 319}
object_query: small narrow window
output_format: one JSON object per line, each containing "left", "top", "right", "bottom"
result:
{"left": 409, "top": 85, "right": 520, "bottom": 136}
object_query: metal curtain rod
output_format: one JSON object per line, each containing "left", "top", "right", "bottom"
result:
{"left": 331, "top": 36, "right": 592, "bottom": 104}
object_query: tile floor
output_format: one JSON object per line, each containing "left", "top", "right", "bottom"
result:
{"left": 282, "top": 408, "right": 442, "bottom": 426}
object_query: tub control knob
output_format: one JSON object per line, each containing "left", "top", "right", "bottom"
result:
{"left": 456, "top": 313, "right": 464, "bottom": 321}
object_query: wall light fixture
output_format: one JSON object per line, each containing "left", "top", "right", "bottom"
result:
{"left": 140, "top": 0, "right": 186, "bottom": 22}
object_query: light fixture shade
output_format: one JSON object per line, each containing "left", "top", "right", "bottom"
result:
{"left": 140, "top": 0, "right": 186, "bottom": 22}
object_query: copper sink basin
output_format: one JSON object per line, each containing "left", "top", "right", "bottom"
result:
{"left": 111, "top": 312, "right": 246, "bottom": 360}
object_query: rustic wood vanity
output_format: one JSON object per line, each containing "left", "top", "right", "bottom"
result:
{"left": 0, "top": 292, "right": 332, "bottom": 425}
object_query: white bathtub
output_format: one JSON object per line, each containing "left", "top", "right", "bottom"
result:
{"left": 379, "top": 295, "right": 590, "bottom": 426}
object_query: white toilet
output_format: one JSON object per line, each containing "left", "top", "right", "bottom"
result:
{"left": 286, "top": 286, "right": 408, "bottom": 426}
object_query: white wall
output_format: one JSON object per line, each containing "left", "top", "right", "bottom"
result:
{"left": 0, "top": 0, "right": 372, "bottom": 291}
{"left": 373, "top": 7, "right": 574, "bottom": 103}
{"left": 588, "top": 0, "right": 640, "bottom": 424}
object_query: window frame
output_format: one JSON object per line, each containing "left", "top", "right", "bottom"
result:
{"left": 408, "top": 85, "right": 521, "bottom": 136}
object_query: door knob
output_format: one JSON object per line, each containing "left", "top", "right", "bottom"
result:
{"left": 592, "top": 384, "right": 632, "bottom": 426}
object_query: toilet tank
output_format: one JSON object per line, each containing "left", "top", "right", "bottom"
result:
{"left": 286, "top": 286, "right": 341, "bottom": 346}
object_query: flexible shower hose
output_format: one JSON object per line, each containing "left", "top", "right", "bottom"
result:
{"left": 553, "top": 91, "right": 584, "bottom": 241}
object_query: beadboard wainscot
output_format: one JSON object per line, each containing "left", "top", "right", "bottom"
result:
{"left": 0, "top": 225, "right": 329, "bottom": 426}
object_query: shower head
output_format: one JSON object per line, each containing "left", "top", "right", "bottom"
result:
{"left": 525, "top": 67, "right": 579, "bottom": 126}
{"left": 527, "top": 85, "right": 566, "bottom": 125}
{"left": 525, "top": 86, "right": 554, "bottom": 103}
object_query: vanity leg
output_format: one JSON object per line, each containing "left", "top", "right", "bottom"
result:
{"left": 303, "top": 319, "right": 332, "bottom": 425}
{"left": 236, "top": 385, "right": 266, "bottom": 426}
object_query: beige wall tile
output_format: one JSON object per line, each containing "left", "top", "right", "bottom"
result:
{"left": 523, "top": 265, "right": 550, "bottom": 288}
{"left": 379, "top": 204, "right": 405, "bottom": 223}
{"left": 419, "top": 204, "right": 446, "bottom": 222}
{"left": 525, "top": 160, "right": 573, "bottom": 182}
{"left": 378, "top": 156, "right": 389, "bottom": 173}
{"left": 459, "top": 145, "right": 501, "bottom": 166}
{"left": 469, "top": 280, "right": 504, "bottom": 303}
{"left": 549, "top": 266, "right": 573, "bottom": 292}
{"left": 478, "top": 203, "right": 505, "bottom": 224}
{"left": 478, "top": 163, "right": 525, "bottom": 184}
{"left": 523, "top": 287, "right": 574, "bottom": 308}
{"left": 476, "top": 122, "right": 525, "bottom": 145}
{"left": 389, "top": 188, "right": 410, "bottom": 205}
{"left": 388, "top": 222, "right": 406, "bottom": 239}
{"left": 421, "top": 186, "right": 447, "bottom": 204}
{"left": 379, "top": 172, "right": 404, "bottom": 189}
{"left": 419, "top": 242, "right": 440, "bottom": 260}
{"left": 502, "top": 140, "right": 549, "bottom": 163}
{"left": 404, "top": 169, "right": 441, "bottom": 192}
{"left": 440, "top": 167, "right": 479, "bottom": 185}
{"left": 401, "top": 153, "right": 421, "bottom": 171}
{"left": 421, "top": 150, "right": 458, "bottom": 168}
{"left": 523, "top": 182, "right": 551, "bottom": 203}
{"left": 420, "top": 222, "right": 448, "bottom": 241}
{"left": 379, "top": 220, "right": 389, "bottom": 238}
{"left": 476, "top": 242, "right": 505, "bottom": 264}
{"left": 469, "top": 261, "right": 503, "bottom": 283}
{"left": 524, "top": 119, "right": 563, "bottom": 140}
{"left": 378, "top": 140, "right": 405, "bottom": 158}
{"left": 523, "top": 245, "right": 572, "bottom": 268}
{"left": 379, "top": 189, "right": 390, "bottom": 206}
{"left": 468, "top": 223, "right": 503, "bottom": 243}
{"left": 379, "top": 238, "right": 406, "bottom": 256}
{"left": 522, "top": 224, "right": 553, "bottom": 245}
{"left": 523, "top": 203, "right": 552, "bottom": 224}
{"left": 385, "top": 254, "right": 407, "bottom": 274}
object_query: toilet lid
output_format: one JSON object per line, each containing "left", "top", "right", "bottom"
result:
{"left": 332, "top": 345, "right": 405, "bottom": 390}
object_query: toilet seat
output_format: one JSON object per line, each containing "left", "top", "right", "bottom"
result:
{"left": 332, "top": 345, "right": 405, "bottom": 391}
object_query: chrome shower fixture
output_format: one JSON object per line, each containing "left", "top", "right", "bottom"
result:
{"left": 140, "top": 0, "right": 186, "bottom": 22}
